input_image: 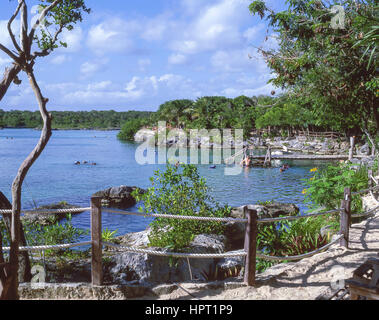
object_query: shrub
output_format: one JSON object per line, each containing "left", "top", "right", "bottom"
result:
{"left": 303, "top": 163, "right": 369, "bottom": 213}
{"left": 0, "top": 214, "right": 89, "bottom": 258}
{"left": 133, "top": 164, "right": 230, "bottom": 251}
{"left": 118, "top": 118, "right": 146, "bottom": 141}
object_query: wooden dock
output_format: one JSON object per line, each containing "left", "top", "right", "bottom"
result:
{"left": 250, "top": 154, "right": 349, "bottom": 161}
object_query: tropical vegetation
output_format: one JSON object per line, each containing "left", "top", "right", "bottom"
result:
{"left": 0, "top": 110, "right": 153, "bottom": 130}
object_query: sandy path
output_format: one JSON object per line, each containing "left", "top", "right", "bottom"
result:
{"left": 136, "top": 195, "right": 379, "bottom": 300}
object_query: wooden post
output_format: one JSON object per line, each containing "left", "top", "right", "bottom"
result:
{"left": 244, "top": 206, "right": 258, "bottom": 287}
{"left": 91, "top": 196, "right": 103, "bottom": 286}
{"left": 349, "top": 136, "right": 355, "bottom": 161}
{"left": 368, "top": 169, "right": 373, "bottom": 189}
{"left": 340, "top": 188, "right": 351, "bottom": 248}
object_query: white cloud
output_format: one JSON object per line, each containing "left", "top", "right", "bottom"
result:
{"left": 80, "top": 60, "right": 108, "bottom": 78}
{"left": 243, "top": 24, "right": 266, "bottom": 43}
{"left": 211, "top": 47, "right": 265, "bottom": 73}
{"left": 50, "top": 55, "right": 68, "bottom": 65}
{"left": 87, "top": 18, "right": 139, "bottom": 55}
{"left": 170, "top": 0, "right": 249, "bottom": 55}
{"left": 59, "top": 27, "right": 84, "bottom": 52}
{"left": 87, "top": 81, "right": 112, "bottom": 91}
{"left": 168, "top": 53, "right": 188, "bottom": 65}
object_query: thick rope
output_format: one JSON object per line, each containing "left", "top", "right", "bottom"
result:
{"left": 102, "top": 208, "right": 248, "bottom": 223}
{"left": 352, "top": 205, "right": 379, "bottom": 219}
{"left": 256, "top": 234, "right": 344, "bottom": 262}
{"left": 351, "top": 185, "right": 379, "bottom": 196}
{"left": 102, "top": 242, "right": 247, "bottom": 258}
{"left": 257, "top": 209, "right": 341, "bottom": 224}
{"left": 0, "top": 207, "right": 91, "bottom": 215}
{"left": 1, "top": 241, "right": 92, "bottom": 252}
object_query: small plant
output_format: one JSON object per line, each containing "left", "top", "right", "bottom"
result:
{"left": 102, "top": 228, "right": 118, "bottom": 242}
{"left": 21, "top": 214, "right": 89, "bottom": 258}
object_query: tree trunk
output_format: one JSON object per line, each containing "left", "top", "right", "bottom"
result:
{"left": 0, "top": 192, "right": 31, "bottom": 284}
{"left": 0, "top": 64, "right": 21, "bottom": 101}
{"left": 7, "top": 68, "right": 52, "bottom": 300}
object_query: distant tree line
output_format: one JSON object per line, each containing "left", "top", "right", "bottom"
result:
{"left": 118, "top": 94, "right": 351, "bottom": 141}
{"left": 0, "top": 110, "right": 153, "bottom": 129}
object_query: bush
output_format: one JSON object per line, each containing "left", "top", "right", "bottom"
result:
{"left": 118, "top": 118, "right": 146, "bottom": 141}
{"left": 133, "top": 164, "right": 230, "bottom": 251}
{"left": 255, "top": 213, "right": 339, "bottom": 273}
{"left": 303, "top": 163, "right": 369, "bottom": 213}
{"left": 1, "top": 214, "right": 89, "bottom": 258}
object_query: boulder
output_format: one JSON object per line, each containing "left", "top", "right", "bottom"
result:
{"left": 22, "top": 202, "right": 85, "bottom": 226}
{"left": 93, "top": 186, "right": 145, "bottom": 209}
{"left": 225, "top": 203, "right": 299, "bottom": 250}
{"left": 107, "top": 233, "right": 227, "bottom": 284}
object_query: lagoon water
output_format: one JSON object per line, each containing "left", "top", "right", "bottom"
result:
{"left": 0, "top": 128, "right": 323, "bottom": 238}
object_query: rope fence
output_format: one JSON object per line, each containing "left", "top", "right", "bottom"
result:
{"left": 102, "top": 208, "right": 248, "bottom": 223}
{"left": 1, "top": 179, "right": 379, "bottom": 287}
{"left": 1, "top": 241, "right": 92, "bottom": 253}
{"left": 0, "top": 207, "right": 91, "bottom": 215}
{"left": 102, "top": 242, "right": 247, "bottom": 258}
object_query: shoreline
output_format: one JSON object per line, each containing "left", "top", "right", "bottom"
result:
{"left": 0, "top": 127, "right": 121, "bottom": 131}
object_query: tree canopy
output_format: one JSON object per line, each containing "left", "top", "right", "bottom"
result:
{"left": 249, "top": 0, "right": 378, "bottom": 136}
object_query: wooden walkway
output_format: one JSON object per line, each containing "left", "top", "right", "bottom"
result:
{"left": 250, "top": 154, "right": 349, "bottom": 161}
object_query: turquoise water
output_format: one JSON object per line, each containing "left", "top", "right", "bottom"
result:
{"left": 0, "top": 129, "right": 324, "bottom": 237}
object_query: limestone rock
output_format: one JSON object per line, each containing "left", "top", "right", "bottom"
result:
{"left": 93, "top": 186, "right": 145, "bottom": 209}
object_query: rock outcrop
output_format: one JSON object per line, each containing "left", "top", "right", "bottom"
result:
{"left": 225, "top": 202, "right": 300, "bottom": 250}
{"left": 22, "top": 202, "right": 85, "bottom": 226}
{"left": 107, "top": 232, "right": 229, "bottom": 284}
{"left": 93, "top": 186, "right": 145, "bottom": 209}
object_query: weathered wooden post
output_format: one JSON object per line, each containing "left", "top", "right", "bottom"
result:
{"left": 244, "top": 206, "right": 258, "bottom": 286}
{"left": 368, "top": 169, "right": 373, "bottom": 189}
{"left": 91, "top": 196, "right": 103, "bottom": 286}
{"left": 340, "top": 188, "right": 351, "bottom": 248}
{"left": 349, "top": 136, "right": 355, "bottom": 161}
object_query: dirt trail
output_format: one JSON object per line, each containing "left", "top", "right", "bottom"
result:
{"left": 136, "top": 194, "right": 379, "bottom": 300}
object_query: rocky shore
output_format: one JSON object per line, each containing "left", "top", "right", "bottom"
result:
{"left": 135, "top": 130, "right": 373, "bottom": 159}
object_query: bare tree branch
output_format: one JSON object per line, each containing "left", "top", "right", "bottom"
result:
{"left": 0, "top": 43, "right": 20, "bottom": 62}
{"left": 0, "top": 64, "right": 22, "bottom": 102}
{"left": 19, "top": 0, "right": 29, "bottom": 58}
{"left": 7, "top": 1, "right": 23, "bottom": 53}
{"left": 28, "top": 0, "right": 63, "bottom": 45}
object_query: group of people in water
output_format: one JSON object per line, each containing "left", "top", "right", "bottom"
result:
{"left": 280, "top": 163, "right": 290, "bottom": 172}
{"left": 74, "top": 161, "right": 97, "bottom": 166}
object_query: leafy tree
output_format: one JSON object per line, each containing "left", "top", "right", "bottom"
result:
{"left": 0, "top": 0, "right": 90, "bottom": 300}
{"left": 249, "top": 0, "right": 378, "bottom": 137}
{"left": 118, "top": 118, "right": 148, "bottom": 141}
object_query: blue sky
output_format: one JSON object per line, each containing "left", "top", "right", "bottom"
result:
{"left": 0, "top": 0, "right": 286, "bottom": 112}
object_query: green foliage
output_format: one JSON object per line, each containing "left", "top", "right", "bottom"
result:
{"left": 255, "top": 214, "right": 338, "bottom": 273}
{"left": 249, "top": 0, "right": 378, "bottom": 135}
{"left": 1, "top": 214, "right": 88, "bottom": 258}
{"left": 0, "top": 109, "right": 153, "bottom": 129}
{"left": 118, "top": 118, "right": 149, "bottom": 141}
{"left": 133, "top": 164, "right": 230, "bottom": 252}
{"left": 102, "top": 228, "right": 118, "bottom": 242}
{"left": 304, "top": 163, "right": 369, "bottom": 213}
{"left": 33, "top": 0, "right": 91, "bottom": 54}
